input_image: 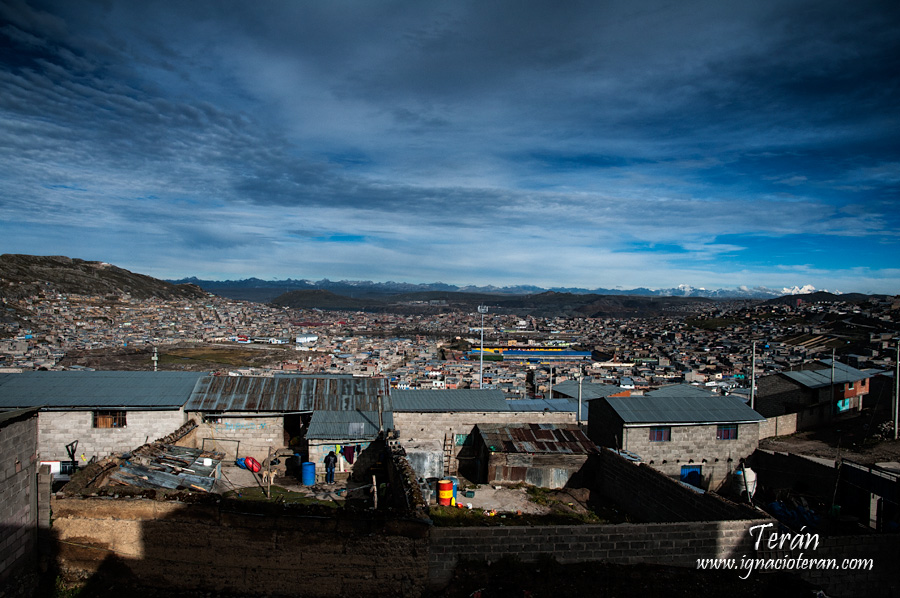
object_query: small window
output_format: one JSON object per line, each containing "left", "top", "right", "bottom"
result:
{"left": 202, "top": 413, "right": 223, "bottom": 424}
{"left": 649, "top": 426, "right": 671, "bottom": 442}
{"left": 455, "top": 433, "right": 473, "bottom": 446}
{"left": 716, "top": 424, "right": 738, "bottom": 440}
{"left": 93, "top": 410, "right": 126, "bottom": 428}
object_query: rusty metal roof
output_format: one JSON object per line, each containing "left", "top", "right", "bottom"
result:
{"left": 476, "top": 423, "right": 598, "bottom": 455}
{"left": 184, "top": 374, "right": 391, "bottom": 412}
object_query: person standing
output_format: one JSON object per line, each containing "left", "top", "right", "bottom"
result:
{"left": 324, "top": 450, "right": 337, "bottom": 484}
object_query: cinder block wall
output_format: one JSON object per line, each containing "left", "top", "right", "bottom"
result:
{"left": 38, "top": 410, "right": 186, "bottom": 461}
{"left": 0, "top": 411, "right": 39, "bottom": 588}
{"left": 187, "top": 413, "right": 284, "bottom": 462}
{"left": 428, "top": 519, "right": 766, "bottom": 588}
{"left": 621, "top": 422, "right": 758, "bottom": 489}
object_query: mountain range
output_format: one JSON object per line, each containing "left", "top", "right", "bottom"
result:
{"left": 168, "top": 276, "right": 836, "bottom": 303}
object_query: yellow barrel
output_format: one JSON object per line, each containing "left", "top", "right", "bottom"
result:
{"left": 437, "top": 479, "right": 453, "bottom": 505}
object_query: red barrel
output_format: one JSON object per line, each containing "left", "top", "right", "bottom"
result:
{"left": 437, "top": 479, "right": 453, "bottom": 506}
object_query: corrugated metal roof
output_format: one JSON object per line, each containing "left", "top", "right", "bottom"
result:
{"left": 783, "top": 360, "right": 872, "bottom": 389}
{"left": 305, "top": 410, "right": 394, "bottom": 440}
{"left": 605, "top": 394, "right": 765, "bottom": 425}
{"left": 645, "top": 384, "right": 719, "bottom": 398}
{"left": 391, "top": 389, "right": 509, "bottom": 412}
{"left": 476, "top": 423, "right": 597, "bottom": 455}
{"left": 184, "top": 375, "right": 391, "bottom": 412}
{"left": 505, "top": 399, "right": 577, "bottom": 412}
{"left": 0, "top": 371, "right": 204, "bottom": 410}
{"left": 0, "top": 406, "right": 40, "bottom": 426}
{"left": 550, "top": 381, "right": 626, "bottom": 401}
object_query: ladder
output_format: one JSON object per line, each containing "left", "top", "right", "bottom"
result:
{"left": 443, "top": 431, "right": 457, "bottom": 477}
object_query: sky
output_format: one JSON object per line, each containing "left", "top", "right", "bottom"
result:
{"left": 1, "top": 0, "right": 899, "bottom": 294}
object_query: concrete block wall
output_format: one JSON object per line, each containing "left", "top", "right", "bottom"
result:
{"left": 758, "top": 413, "right": 798, "bottom": 439}
{"left": 428, "top": 519, "right": 767, "bottom": 589}
{"left": 622, "top": 422, "right": 758, "bottom": 489}
{"left": 38, "top": 410, "right": 187, "bottom": 461}
{"left": 187, "top": 414, "right": 284, "bottom": 462}
{"left": 0, "top": 411, "right": 39, "bottom": 589}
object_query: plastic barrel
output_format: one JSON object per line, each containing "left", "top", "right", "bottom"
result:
{"left": 448, "top": 476, "right": 459, "bottom": 499}
{"left": 437, "top": 479, "right": 453, "bottom": 505}
{"left": 301, "top": 461, "right": 316, "bottom": 486}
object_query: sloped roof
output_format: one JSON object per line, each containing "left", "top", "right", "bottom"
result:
{"left": 782, "top": 360, "right": 873, "bottom": 389}
{"left": 0, "top": 371, "right": 205, "bottom": 410}
{"left": 645, "top": 383, "right": 719, "bottom": 398}
{"left": 306, "top": 410, "right": 394, "bottom": 440}
{"left": 184, "top": 374, "right": 390, "bottom": 412}
{"left": 476, "top": 423, "right": 597, "bottom": 455}
{"left": 505, "top": 399, "right": 577, "bottom": 412}
{"left": 391, "top": 389, "right": 509, "bottom": 412}
{"left": 604, "top": 394, "right": 765, "bottom": 425}
{"left": 551, "top": 380, "right": 627, "bottom": 401}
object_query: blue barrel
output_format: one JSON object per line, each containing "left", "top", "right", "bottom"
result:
{"left": 448, "top": 476, "right": 458, "bottom": 499}
{"left": 301, "top": 461, "right": 316, "bottom": 486}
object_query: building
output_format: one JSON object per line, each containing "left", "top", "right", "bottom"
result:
{"left": 587, "top": 384, "right": 765, "bottom": 490}
{"left": 472, "top": 423, "right": 597, "bottom": 488}
{"left": 754, "top": 359, "right": 873, "bottom": 429}
{"left": 0, "top": 371, "right": 204, "bottom": 461}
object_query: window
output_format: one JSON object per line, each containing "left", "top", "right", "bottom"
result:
{"left": 93, "top": 410, "right": 126, "bottom": 428}
{"left": 202, "top": 412, "right": 223, "bottom": 424}
{"left": 649, "top": 426, "right": 671, "bottom": 442}
{"left": 455, "top": 433, "right": 473, "bottom": 446}
{"left": 716, "top": 424, "right": 738, "bottom": 440}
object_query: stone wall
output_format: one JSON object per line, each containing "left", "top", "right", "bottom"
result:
{"left": 621, "top": 422, "right": 759, "bottom": 489}
{"left": 38, "top": 409, "right": 187, "bottom": 461}
{"left": 50, "top": 497, "right": 430, "bottom": 598}
{"left": 0, "top": 410, "right": 39, "bottom": 591}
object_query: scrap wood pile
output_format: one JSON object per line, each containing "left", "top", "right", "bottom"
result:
{"left": 106, "top": 443, "right": 224, "bottom": 492}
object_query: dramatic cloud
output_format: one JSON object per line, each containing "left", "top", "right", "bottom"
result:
{"left": 1, "top": 0, "right": 898, "bottom": 292}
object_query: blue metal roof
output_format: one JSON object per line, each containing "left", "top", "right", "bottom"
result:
{"left": 305, "top": 410, "right": 394, "bottom": 440}
{"left": 604, "top": 394, "right": 765, "bottom": 425}
{"left": 391, "top": 389, "right": 509, "bottom": 412}
{"left": 505, "top": 399, "right": 577, "bottom": 412}
{"left": 782, "top": 360, "right": 872, "bottom": 389}
{"left": 551, "top": 380, "right": 629, "bottom": 401}
{"left": 184, "top": 374, "right": 391, "bottom": 412}
{"left": 0, "top": 371, "right": 205, "bottom": 410}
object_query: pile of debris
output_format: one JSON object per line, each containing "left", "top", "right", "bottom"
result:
{"left": 108, "top": 443, "right": 224, "bottom": 492}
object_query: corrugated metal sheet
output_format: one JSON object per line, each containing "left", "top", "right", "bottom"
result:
{"left": 645, "top": 384, "right": 719, "bottom": 398}
{"left": 551, "top": 381, "right": 627, "bottom": 401}
{"left": 606, "top": 394, "right": 765, "bottom": 424}
{"left": 783, "top": 360, "right": 872, "bottom": 389}
{"left": 477, "top": 423, "right": 597, "bottom": 455}
{"left": 505, "top": 399, "right": 576, "bottom": 412}
{"left": 305, "top": 410, "right": 394, "bottom": 440}
{"left": 391, "top": 389, "right": 509, "bottom": 412}
{"left": 184, "top": 375, "right": 391, "bottom": 412}
{"left": 0, "top": 371, "right": 205, "bottom": 410}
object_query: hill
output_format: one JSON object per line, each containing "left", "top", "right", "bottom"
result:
{"left": 0, "top": 254, "right": 206, "bottom": 300}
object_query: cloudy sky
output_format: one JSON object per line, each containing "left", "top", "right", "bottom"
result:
{"left": 1, "top": 0, "right": 898, "bottom": 293}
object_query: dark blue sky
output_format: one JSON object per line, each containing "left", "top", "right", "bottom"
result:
{"left": 1, "top": 0, "right": 898, "bottom": 293}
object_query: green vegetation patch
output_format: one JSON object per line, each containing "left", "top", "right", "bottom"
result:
{"left": 222, "top": 485, "right": 340, "bottom": 508}
{"left": 159, "top": 346, "right": 270, "bottom": 366}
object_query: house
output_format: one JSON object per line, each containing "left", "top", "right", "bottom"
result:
{"left": 472, "top": 423, "right": 597, "bottom": 488}
{"left": 182, "top": 373, "right": 391, "bottom": 482}
{"left": 587, "top": 384, "right": 765, "bottom": 490}
{"left": 391, "top": 389, "right": 575, "bottom": 480}
{"left": 754, "top": 359, "right": 873, "bottom": 429}
{"left": 0, "top": 371, "right": 204, "bottom": 461}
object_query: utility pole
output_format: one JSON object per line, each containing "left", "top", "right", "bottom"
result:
{"left": 894, "top": 343, "right": 899, "bottom": 441}
{"left": 750, "top": 341, "right": 756, "bottom": 411}
{"left": 152, "top": 347, "right": 158, "bottom": 372}
{"left": 477, "top": 305, "right": 488, "bottom": 389}
{"left": 577, "top": 372, "right": 584, "bottom": 427}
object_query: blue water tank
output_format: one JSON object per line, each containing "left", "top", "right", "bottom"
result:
{"left": 301, "top": 461, "right": 316, "bottom": 486}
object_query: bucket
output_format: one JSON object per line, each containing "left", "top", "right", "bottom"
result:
{"left": 301, "top": 461, "right": 316, "bottom": 486}
{"left": 437, "top": 479, "right": 453, "bottom": 506}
